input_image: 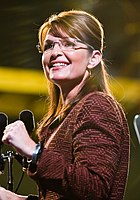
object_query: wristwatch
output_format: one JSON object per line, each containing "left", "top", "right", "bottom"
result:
{"left": 32, "top": 142, "right": 42, "bottom": 164}
{"left": 28, "top": 142, "right": 43, "bottom": 173}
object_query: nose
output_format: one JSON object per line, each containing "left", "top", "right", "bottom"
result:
{"left": 51, "top": 42, "right": 63, "bottom": 56}
{"left": 53, "top": 41, "right": 63, "bottom": 50}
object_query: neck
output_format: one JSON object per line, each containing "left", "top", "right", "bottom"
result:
{"left": 60, "top": 71, "right": 89, "bottom": 107}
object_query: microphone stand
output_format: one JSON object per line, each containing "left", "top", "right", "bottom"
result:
{"left": 0, "top": 150, "right": 14, "bottom": 191}
{"left": 0, "top": 149, "right": 28, "bottom": 192}
{"left": 0, "top": 110, "right": 35, "bottom": 191}
{"left": 7, "top": 151, "right": 14, "bottom": 191}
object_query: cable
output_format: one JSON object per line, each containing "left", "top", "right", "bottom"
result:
{"left": 14, "top": 171, "right": 25, "bottom": 193}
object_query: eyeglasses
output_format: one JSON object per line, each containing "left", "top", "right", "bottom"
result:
{"left": 36, "top": 37, "right": 94, "bottom": 54}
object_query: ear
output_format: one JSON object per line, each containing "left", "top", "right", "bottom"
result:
{"left": 87, "top": 50, "right": 102, "bottom": 69}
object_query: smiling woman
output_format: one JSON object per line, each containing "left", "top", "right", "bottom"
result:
{"left": 0, "top": 10, "right": 130, "bottom": 200}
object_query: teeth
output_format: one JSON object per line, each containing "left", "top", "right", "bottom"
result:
{"left": 52, "top": 63, "right": 68, "bottom": 67}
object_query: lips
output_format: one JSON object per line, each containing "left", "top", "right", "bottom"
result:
{"left": 49, "top": 62, "right": 70, "bottom": 69}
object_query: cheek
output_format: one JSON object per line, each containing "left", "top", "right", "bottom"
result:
{"left": 41, "top": 54, "right": 46, "bottom": 66}
{"left": 68, "top": 51, "right": 90, "bottom": 64}
{"left": 42, "top": 54, "right": 49, "bottom": 69}
{"left": 41, "top": 55, "right": 49, "bottom": 77}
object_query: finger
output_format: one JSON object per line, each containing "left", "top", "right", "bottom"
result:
{"left": 2, "top": 135, "right": 11, "bottom": 145}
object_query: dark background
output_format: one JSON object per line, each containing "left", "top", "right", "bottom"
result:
{"left": 0, "top": 1, "right": 140, "bottom": 199}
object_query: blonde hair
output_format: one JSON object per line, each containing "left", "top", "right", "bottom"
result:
{"left": 37, "top": 10, "right": 112, "bottom": 132}
{"left": 39, "top": 10, "right": 104, "bottom": 53}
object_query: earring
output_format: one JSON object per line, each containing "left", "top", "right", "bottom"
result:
{"left": 87, "top": 68, "right": 92, "bottom": 77}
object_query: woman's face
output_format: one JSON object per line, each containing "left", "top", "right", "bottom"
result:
{"left": 42, "top": 34, "right": 92, "bottom": 89}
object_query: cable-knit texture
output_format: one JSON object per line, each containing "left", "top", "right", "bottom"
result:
{"left": 28, "top": 92, "right": 130, "bottom": 200}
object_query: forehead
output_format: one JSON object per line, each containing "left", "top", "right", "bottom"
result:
{"left": 45, "top": 26, "right": 73, "bottom": 38}
{"left": 44, "top": 34, "right": 70, "bottom": 41}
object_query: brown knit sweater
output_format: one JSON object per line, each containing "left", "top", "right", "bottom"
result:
{"left": 28, "top": 91, "right": 130, "bottom": 200}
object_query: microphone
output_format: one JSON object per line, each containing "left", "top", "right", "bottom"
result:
{"left": 0, "top": 113, "right": 8, "bottom": 173}
{"left": 0, "top": 112, "right": 8, "bottom": 146}
{"left": 133, "top": 114, "right": 140, "bottom": 144}
{"left": 19, "top": 110, "right": 35, "bottom": 170}
{"left": 19, "top": 110, "right": 35, "bottom": 135}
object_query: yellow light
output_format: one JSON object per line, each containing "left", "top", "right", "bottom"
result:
{"left": 0, "top": 67, "right": 48, "bottom": 95}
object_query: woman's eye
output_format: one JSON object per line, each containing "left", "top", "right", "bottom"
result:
{"left": 63, "top": 40, "right": 75, "bottom": 47}
{"left": 44, "top": 43, "right": 53, "bottom": 51}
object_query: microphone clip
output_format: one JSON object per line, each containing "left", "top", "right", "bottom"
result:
{"left": 0, "top": 151, "right": 15, "bottom": 175}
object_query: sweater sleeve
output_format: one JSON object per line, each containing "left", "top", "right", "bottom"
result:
{"left": 27, "top": 93, "right": 128, "bottom": 200}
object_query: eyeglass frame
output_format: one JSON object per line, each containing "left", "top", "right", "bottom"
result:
{"left": 36, "top": 37, "right": 95, "bottom": 54}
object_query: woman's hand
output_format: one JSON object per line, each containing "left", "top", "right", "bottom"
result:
{"left": 0, "top": 187, "right": 27, "bottom": 200}
{"left": 2, "top": 120, "right": 36, "bottom": 159}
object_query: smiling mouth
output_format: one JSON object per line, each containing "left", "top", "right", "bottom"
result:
{"left": 49, "top": 62, "right": 69, "bottom": 69}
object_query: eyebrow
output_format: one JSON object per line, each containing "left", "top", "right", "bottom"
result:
{"left": 44, "top": 39, "right": 53, "bottom": 44}
{"left": 44, "top": 37, "right": 72, "bottom": 43}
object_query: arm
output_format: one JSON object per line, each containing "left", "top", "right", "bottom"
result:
{"left": 1, "top": 122, "right": 38, "bottom": 199}
{"left": 0, "top": 187, "right": 27, "bottom": 200}
{"left": 2, "top": 120, "right": 36, "bottom": 159}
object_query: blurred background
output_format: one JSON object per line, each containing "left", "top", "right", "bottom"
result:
{"left": 0, "top": 0, "right": 140, "bottom": 199}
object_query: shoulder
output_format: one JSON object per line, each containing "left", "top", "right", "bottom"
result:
{"left": 78, "top": 91, "right": 119, "bottom": 110}
{"left": 73, "top": 91, "right": 125, "bottom": 124}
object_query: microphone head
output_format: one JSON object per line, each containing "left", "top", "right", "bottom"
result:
{"left": 134, "top": 114, "right": 140, "bottom": 144}
{"left": 19, "top": 110, "right": 35, "bottom": 135}
{"left": 0, "top": 113, "right": 8, "bottom": 145}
